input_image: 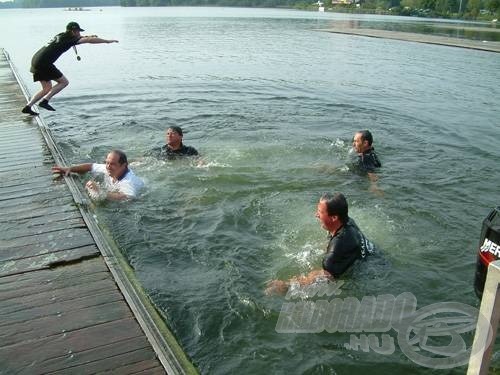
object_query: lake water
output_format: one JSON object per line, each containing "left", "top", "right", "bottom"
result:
{"left": 1, "top": 7, "right": 499, "bottom": 374}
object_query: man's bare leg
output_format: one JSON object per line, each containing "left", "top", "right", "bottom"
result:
{"left": 38, "top": 75, "right": 69, "bottom": 111}
{"left": 22, "top": 80, "right": 52, "bottom": 115}
{"left": 44, "top": 75, "right": 69, "bottom": 101}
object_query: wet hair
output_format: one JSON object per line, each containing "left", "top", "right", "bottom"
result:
{"left": 357, "top": 130, "right": 373, "bottom": 146}
{"left": 168, "top": 126, "right": 183, "bottom": 137}
{"left": 320, "top": 192, "right": 348, "bottom": 223}
{"left": 110, "top": 149, "right": 128, "bottom": 165}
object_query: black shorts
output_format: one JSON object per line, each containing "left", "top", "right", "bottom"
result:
{"left": 31, "top": 64, "right": 63, "bottom": 82}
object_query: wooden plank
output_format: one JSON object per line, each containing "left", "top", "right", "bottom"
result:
{"left": 0, "top": 128, "right": 39, "bottom": 140}
{"left": 0, "top": 217, "right": 86, "bottom": 241}
{"left": 98, "top": 359, "right": 165, "bottom": 374}
{"left": 0, "top": 140, "right": 43, "bottom": 153}
{"left": 0, "top": 145, "right": 46, "bottom": 157}
{"left": 0, "top": 152, "right": 48, "bottom": 166}
{"left": 0, "top": 185, "right": 60, "bottom": 202}
{"left": 0, "top": 261, "right": 111, "bottom": 302}
{"left": 0, "top": 205, "right": 82, "bottom": 226}
{"left": 0, "top": 274, "right": 116, "bottom": 316}
{"left": 1, "top": 210, "right": 82, "bottom": 232}
{"left": 45, "top": 345, "right": 160, "bottom": 374}
{"left": 0, "top": 258, "right": 111, "bottom": 296}
{"left": 0, "top": 166, "right": 53, "bottom": 181}
{"left": 0, "top": 200, "right": 75, "bottom": 222}
{"left": 0, "top": 228, "right": 95, "bottom": 263}
{"left": 0, "top": 172, "right": 54, "bottom": 188}
{"left": 0, "top": 133, "right": 40, "bottom": 145}
{"left": 0, "top": 150, "right": 47, "bottom": 162}
{"left": 0, "top": 256, "right": 108, "bottom": 288}
{"left": 0, "top": 186, "right": 69, "bottom": 209}
{"left": 0, "top": 175, "right": 64, "bottom": 191}
{"left": 1, "top": 227, "right": 92, "bottom": 250}
{"left": 0, "top": 195, "right": 74, "bottom": 217}
{"left": 0, "top": 245, "right": 100, "bottom": 277}
{"left": 0, "top": 289, "right": 123, "bottom": 327}
{"left": 1, "top": 300, "right": 133, "bottom": 347}
{"left": 319, "top": 27, "right": 500, "bottom": 53}
{"left": 0, "top": 127, "right": 41, "bottom": 138}
{"left": 0, "top": 177, "right": 57, "bottom": 195}
{"left": 0, "top": 160, "right": 47, "bottom": 174}
{"left": 0, "top": 318, "right": 149, "bottom": 373}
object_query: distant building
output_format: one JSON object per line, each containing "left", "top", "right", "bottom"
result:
{"left": 331, "top": 0, "right": 354, "bottom": 4}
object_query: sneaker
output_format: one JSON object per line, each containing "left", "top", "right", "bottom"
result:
{"left": 21, "top": 105, "right": 39, "bottom": 116}
{"left": 38, "top": 99, "right": 55, "bottom": 111}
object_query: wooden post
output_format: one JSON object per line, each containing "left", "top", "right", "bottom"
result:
{"left": 467, "top": 260, "right": 500, "bottom": 375}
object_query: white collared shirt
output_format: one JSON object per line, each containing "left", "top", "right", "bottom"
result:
{"left": 91, "top": 164, "right": 144, "bottom": 198}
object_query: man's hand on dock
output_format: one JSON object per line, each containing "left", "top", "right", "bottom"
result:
{"left": 51, "top": 165, "right": 70, "bottom": 176}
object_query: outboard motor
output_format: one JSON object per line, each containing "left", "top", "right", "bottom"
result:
{"left": 474, "top": 207, "right": 500, "bottom": 298}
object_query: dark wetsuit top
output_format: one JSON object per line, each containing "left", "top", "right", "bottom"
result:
{"left": 148, "top": 144, "right": 199, "bottom": 160}
{"left": 322, "top": 218, "right": 374, "bottom": 277}
{"left": 30, "top": 32, "right": 81, "bottom": 81}
{"left": 356, "top": 147, "right": 381, "bottom": 173}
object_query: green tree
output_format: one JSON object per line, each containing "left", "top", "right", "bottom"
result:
{"left": 435, "top": 0, "right": 458, "bottom": 12}
{"left": 421, "top": 0, "right": 436, "bottom": 8}
{"left": 466, "top": 0, "right": 480, "bottom": 16}
{"left": 486, "top": 0, "right": 499, "bottom": 12}
{"left": 400, "top": 0, "right": 420, "bottom": 7}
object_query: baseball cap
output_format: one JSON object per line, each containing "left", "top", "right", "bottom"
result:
{"left": 66, "top": 22, "right": 84, "bottom": 32}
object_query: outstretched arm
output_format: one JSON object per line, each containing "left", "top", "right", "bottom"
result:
{"left": 52, "top": 163, "right": 93, "bottom": 176}
{"left": 367, "top": 172, "right": 384, "bottom": 196}
{"left": 265, "top": 269, "right": 332, "bottom": 296}
{"left": 77, "top": 36, "right": 119, "bottom": 44}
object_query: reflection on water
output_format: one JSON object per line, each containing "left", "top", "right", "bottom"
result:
{"left": 2, "top": 7, "right": 500, "bottom": 374}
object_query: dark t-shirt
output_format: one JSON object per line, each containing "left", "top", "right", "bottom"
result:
{"left": 31, "top": 32, "right": 80, "bottom": 69}
{"left": 148, "top": 144, "right": 199, "bottom": 160}
{"left": 356, "top": 147, "right": 381, "bottom": 173}
{"left": 322, "top": 218, "right": 374, "bottom": 277}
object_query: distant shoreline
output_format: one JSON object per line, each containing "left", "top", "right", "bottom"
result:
{"left": 317, "top": 28, "right": 500, "bottom": 53}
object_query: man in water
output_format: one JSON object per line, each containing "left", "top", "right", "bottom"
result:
{"left": 22, "top": 22, "right": 119, "bottom": 115}
{"left": 265, "top": 192, "right": 374, "bottom": 295}
{"left": 352, "top": 130, "right": 381, "bottom": 181}
{"left": 52, "top": 150, "right": 144, "bottom": 201}
{"left": 148, "top": 126, "right": 199, "bottom": 160}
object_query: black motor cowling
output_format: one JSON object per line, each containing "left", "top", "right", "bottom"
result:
{"left": 474, "top": 207, "right": 500, "bottom": 299}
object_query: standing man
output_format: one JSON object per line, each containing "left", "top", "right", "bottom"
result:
{"left": 52, "top": 150, "right": 144, "bottom": 201}
{"left": 352, "top": 130, "right": 381, "bottom": 181}
{"left": 148, "top": 126, "right": 199, "bottom": 160}
{"left": 265, "top": 192, "right": 374, "bottom": 295}
{"left": 22, "top": 22, "right": 119, "bottom": 115}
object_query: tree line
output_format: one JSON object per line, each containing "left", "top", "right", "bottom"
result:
{"left": 0, "top": 0, "right": 118, "bottom": 8}
{"left": 358, "top": 0, "right": 499, "bottom": 19}
{"left": 1, "top": 0, "right": 498, "bottom": 20}
{"left": 118, "top": 0, "right": 499, "bottom": 19}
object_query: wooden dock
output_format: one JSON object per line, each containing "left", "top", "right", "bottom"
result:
{"left": 318, "top": 28, "right": 500, "bottom": 53}
{"left": 0, "top": 49, "right": 197, "bottom": 374}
